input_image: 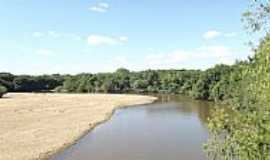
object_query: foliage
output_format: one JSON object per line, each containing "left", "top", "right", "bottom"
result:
{"left": 59, "top": 69, "right": 207, "bottom": 96}
{"left": 54, "top": 86, "right": 64, "bottom": 93}
{"left": 0, "top": 72, "right": 15, "bottom": 91}
{"left": 204, "top": 1, "right": 270, "bottom": 159}
{"left": 205, "top": 35, "right": 270, "bottom": 160}
{"left": 0, "top": 85, "right": 7, "bottom": 98}
{"left": 191, "top": 64, "right": 232, "bottom": 100}
{"left": 0, "top": 73, "right": 64, "bottom": 92}
{"left": 242, "top": 0, "right": 270, "bottom": 32}
{"left": 0, "top": 67, "right": 234, "bottom": 102}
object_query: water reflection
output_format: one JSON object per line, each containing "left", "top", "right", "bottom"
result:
{"left": 151, "top": 94, "right": 212, "bottom": 123}
{"left": 51, "top": 94, "right": 213, "bottom": 160}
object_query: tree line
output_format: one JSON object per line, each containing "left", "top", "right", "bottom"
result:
{"left": 0, "top": 65, "right": 237, "bottom": 102}
{"left": 0, "top": 73, "right": 64, "bottom": 94}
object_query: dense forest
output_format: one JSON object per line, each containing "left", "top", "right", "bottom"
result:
{"left": 0, "top": 65, "right": 235, "bottom": 102}
{"left": 0, "top": 0, "right": 269, "bottom": 159}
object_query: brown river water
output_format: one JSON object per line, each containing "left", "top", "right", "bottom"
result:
{"left": 50, "top": 95, "right": 213, "bottom": 160}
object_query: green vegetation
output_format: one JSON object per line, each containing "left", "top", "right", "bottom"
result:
{"left": 0, "top": 65, "right": 237, "bottom": 102}
{"left": 60, "top": 69, "right": 206, "bottom": 95}
{"left": 0, "top": 85, "right": 7, "bottom": 98}
{"left": 205, "top": 35, "right": 270, "bottom": 160}
{"left": 242, "top": 0, "right": 270, "bottom": 33}
{"left": 0, "top": 73, "right": 64, "bottom": 92}
{"left": 205, "top": 1, "right": 270, "bottom": 159}
{"left": 56, "top": 65, "right": 236, "bottom": 103}
{"left": 0, "top": 1, "right": 269, "bottom": 159}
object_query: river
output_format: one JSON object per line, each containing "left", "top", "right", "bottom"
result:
{"left": 51, "top": 94, "right": 212, "bottom": 160}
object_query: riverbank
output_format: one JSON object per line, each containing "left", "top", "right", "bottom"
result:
{"left": 0, "top": 93, "right": 157, "bottom": 160}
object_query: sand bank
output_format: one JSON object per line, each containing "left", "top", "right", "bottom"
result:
{"left": 0, "top": 93, "right": 156, "bottom": 160}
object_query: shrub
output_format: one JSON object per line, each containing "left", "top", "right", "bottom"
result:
{"left": 0, "top": 85, "right": 7, "bottom": 98}
{"left": 54, "top": 86, "right": 64, "bottom": 93}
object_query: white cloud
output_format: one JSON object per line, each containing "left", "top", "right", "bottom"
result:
{"left": 118, "top": 36, "right": 128, "bottom": 42}
{"left": 203, "top": 30, "right": 238, "bottom": 40}
{"left": 197, "top": 46, "right": 235, "bottom": 64}
{"left": 145, "top": 50, "right": 190, "bottom": 65}
{"left": 203, "top": 30, "right": 221, "bottom": 40}
{"left": 87, "top": 35, "right": 128, "bottom": 46}
{"left": 36, "top": 49, "right": 54, "bottom": 56}
{"left": 143, "top": 45, "right": 246, "bottom": 70}
{"left": 32, "top": 31, "right": 81, "bottom": 41}
{"left": 99, "top": 3, "right": 109, "bottom": 8}
{"left": 48, "top": 31, "right": 61, "bottom": 38}
{"left": 89, "top": 2, "right": 109, "bottom": 13}
{"left": 99, "top": 45, "right": 244, "bottom": 72}
{"left": 100, "top": 45, "right": 246, "bottom": 72}
{"left": 32, "top": 32, "right": 45, "bottom": 38}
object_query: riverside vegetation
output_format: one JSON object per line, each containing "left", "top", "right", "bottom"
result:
{"left": 0, "top": 85, "right": 7, "bottom": 98}
{"left": 0, "top": 66, "right": 234, "bottom": 101}
{"left": 0, "top": 0, "right": 269, "bottom": 159}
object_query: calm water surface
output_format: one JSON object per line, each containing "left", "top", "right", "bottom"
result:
{"left": 51, "top": 95, "right": 213, "bottom": 160}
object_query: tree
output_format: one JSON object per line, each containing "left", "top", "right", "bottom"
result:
{"left": 0, "top": 73, "right": 15, "bottom": 91}
{"left": 101, "top": 78, "right": 118, "bottom": 93}
{"left": 13, "top": 76, "right": 35, "bottom": 92}
{"left": 205, "top": 2, "right": 270, "bottom": 159}
{"left": 115, "top": 68, "right": 131, "bottom": 92}
{"left": 115, "top": 68, "right": 130, "bottom": 75}
{"left": 132, "top": 79, "right": 148, "bottom": 91}
{"left": 63, "top": 77, "right": 78, "bottom": 92}
{"left": 242, "top": 0, "right": 270, "bottom": 32}
{"left": 191, "top": 78, "right": 209, "bottom": 100}
{"left": 206, "top": 34, "right": 270, "bottom": 160}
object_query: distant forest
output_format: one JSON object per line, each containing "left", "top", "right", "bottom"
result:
{"left": 0, "top": 62, "right": 240, "bottom": 102}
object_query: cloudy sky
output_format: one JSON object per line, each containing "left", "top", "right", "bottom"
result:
{"left": 1, "top": 0, "right": 252, "bottom": 74}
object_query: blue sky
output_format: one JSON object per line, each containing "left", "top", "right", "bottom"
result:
{"left": 0, "top": 0, "right": 252, "bottom": 74}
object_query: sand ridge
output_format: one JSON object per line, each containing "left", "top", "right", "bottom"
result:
{"left": 0, "top": 93, "right": 156, "bottom": 160}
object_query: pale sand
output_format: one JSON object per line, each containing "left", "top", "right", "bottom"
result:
{"left": 0, "top": 93, "right": 156, "bottom": 160}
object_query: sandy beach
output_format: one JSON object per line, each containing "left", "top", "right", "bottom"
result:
{"left": 0, "top": 93, "right": 156, "bottom": 160}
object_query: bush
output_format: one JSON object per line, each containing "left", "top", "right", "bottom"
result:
{"left": 54, "top": 86, "right": 64, "bottom": 93}
{"left": 0, "top": 85, "right": 7, "bottom": 98}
